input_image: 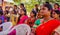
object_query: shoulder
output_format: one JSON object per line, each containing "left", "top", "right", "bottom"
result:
{"left": 24, "top": 16, "right": 28, "bottom": 18}
{"left": 48, "top": 19, "right": 60, "bottom": 23}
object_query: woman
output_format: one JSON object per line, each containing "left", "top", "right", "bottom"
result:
{"left": 52, "top": 10, "right": 60, "bottom": 21}
{"left": 25, "top": 11, "right": 36, "bottom": 35}
{"left": 54, "top": 3, "right": 60, "bottom": 11}
{"left": 25, "top": 10, "right": 36, "bottom": 28}
{"left": 36, "top": 3, "right": 60, "bottom": 35}
{"left": 51, "top": 10, "right": 60, "bottom": 35}
{"left": 0, "top": 10, "right": 4, "bottom": 23}
{"left": 10, "top": 10, "right": 17, "bottom": 26}
{"left": 17, "top": 9, "right": 28, "bottom": 24}
{"left": 33, "top": 11, "right": 42, "bottom": 28}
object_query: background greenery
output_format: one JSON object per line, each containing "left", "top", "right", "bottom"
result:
{"left": 13, "top": 0, "right": 60, "bottom": 12}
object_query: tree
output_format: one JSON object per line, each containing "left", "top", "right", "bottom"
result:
{"left": 13, "top": 0, "right": 21, "bottom": 5}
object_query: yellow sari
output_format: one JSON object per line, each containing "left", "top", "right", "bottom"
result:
{"left": 10, "top": 14, "right": 18, "bottom": 26}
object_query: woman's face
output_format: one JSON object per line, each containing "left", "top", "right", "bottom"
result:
{"left": 20, "top": 5, "right": 22, "bottom": 8}
{"left": 40, "top": 6, "right": 50, "bottom": 16}
{"left": 52, "top": 11, "right": 59, "bottom": 19}
{"left": 14, "top": 6, "right": 17, "bottom": 9}
{"left": 37, "top": 12, "right": 42, "bottom": 18}
{"left": 54, "top": 4, "right": 58, "bottom": 9}
{"left": 30, "top": 12, "right": 35, "bottom": 17}
{"left": 20, "top": 10, "right": 25, "bottom": 15}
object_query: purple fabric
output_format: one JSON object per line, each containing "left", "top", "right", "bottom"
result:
{"left": 0, "top": 16, "right": 4, "bottom": 23}
{"left": 8, "top": 30, "right": 16, "bottom": 35}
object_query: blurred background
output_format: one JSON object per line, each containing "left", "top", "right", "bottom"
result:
{"left": 0, "top": 0, "right": 60, "bottom": 12}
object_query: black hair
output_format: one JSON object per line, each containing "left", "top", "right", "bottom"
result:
{"left": 43, "top": 3, "right": 53, "bottom": 11}
{"left": 54, "top": 10, "right": 60, "bottom": 18}
{"left": 35, "top": 4, "right": 38, "bottom": 7}
{"left": 0, "top": 10, "right": 3, "bottom": 15}
{"left": 0, "top": 6, "right": 3, "bottom": 15}
{"left": 54, "top": 10, "right": 60, "bottom": 14}
{"left": 5, "top": 6, "right": 9, "bottom": 8}
{"left": 45, "top": 2, "right": 49, "bottom": 4}
{"left": 14, "top": 5, "right": 17, "bottom": 7}
{"left": 20, "top": 3, "right": 24, "bottom": 7}
{"left": 43, "top": 3, "right": 53, "bottom": 17}
{"left": 17, "top": 9, "right": 27, "bottom": 23}
{"left": 32, "top": 10, "right": 37, "bottom": 17}
{"left": 54, "top": 3, "right": 59, "bottom": 8}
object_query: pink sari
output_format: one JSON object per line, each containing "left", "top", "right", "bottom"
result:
{"left": 18, "top": 15, "right": 28, "bottom": 24}
{"left": 8, "top": 16, "right": 28, "bottom": 35}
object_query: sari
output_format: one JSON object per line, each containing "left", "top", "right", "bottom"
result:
{"left": 26, "top": 18, "right": 36, "bottom": 28}
{"left": 18, "top": 15, "right": 28, "bottom": 24}
{"left": 36, "top": 19, "right": 60, "bottom": 35}
{"left": 10, "top": 14, "right": 18, "bottom": 26}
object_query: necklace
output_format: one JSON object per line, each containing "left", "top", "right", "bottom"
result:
{"left": 43, "top": 17, "right": 53, "bottom": 23}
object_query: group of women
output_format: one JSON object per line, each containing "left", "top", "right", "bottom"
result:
{"left": 0, "top": 2, "right": 60, "bottom": 35}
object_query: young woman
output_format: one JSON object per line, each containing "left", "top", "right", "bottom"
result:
{"left": 25, "top": 11, "right": 36, "bottom": 35}
{"left": 25, "top": 11, "right": 36, "bottom": 28}
{"left": 36, "top": 3, "right": 60, "bottom": 35}
{"left": 54, "top": 3, "right": 60, "bottom": 11}
{"left": 10, "top": 10, "right": 19, "bottom": 26}
{"left": 0, "top": 9, "right": 3, "bottom": 31}
{"left": 17, "top": 9, "right": 28, "bottom": 24}
{"left": 33, "top": 11, "right": 42, "bottom": 28}
{"left": 52, "top": 10, "right": 60, "bottom": 21}
{"left": 51, "top": 10, "right": 60, "bottom": 35}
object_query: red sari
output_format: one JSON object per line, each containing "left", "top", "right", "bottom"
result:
{"left": 26, "top": 18, "right": 36, "bottom": 27}
{"left": 36, "top": 19, "right": 60, "bottom": 35}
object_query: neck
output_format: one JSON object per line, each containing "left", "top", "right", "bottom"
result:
{"left": 56, "top": 17, "right": 60, "bottom": 20}
{"left": 22, "top": 15, "right": 25, "bottom": 16}
{"left": 31, "top": 16, "right": 35, "bottom": 18}
{"left": 44, "top": 15, "right": 51, "bottom": 21}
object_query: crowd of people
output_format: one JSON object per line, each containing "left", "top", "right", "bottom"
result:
{"left": 0, "top": 2, "right": 60, "bottom": 35}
